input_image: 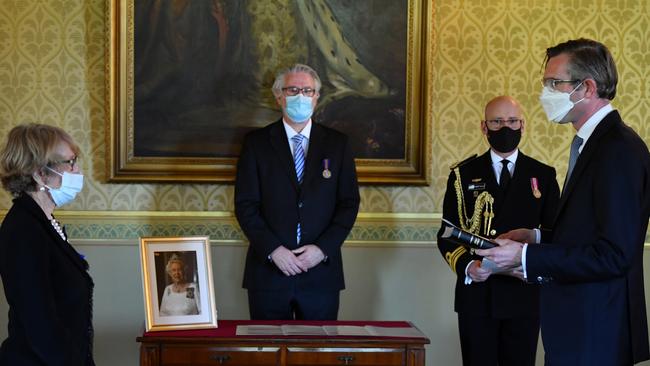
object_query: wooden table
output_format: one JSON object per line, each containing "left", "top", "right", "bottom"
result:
{"left": 137, "top": 320, "right": 430, "bottom": 366}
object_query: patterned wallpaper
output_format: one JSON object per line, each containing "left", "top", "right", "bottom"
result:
{"left": 1, "top": 0, "right": 649, "bottom": 215}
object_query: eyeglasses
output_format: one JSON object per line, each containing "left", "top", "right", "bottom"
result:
{"left": 50, "top": 156, "right": 78, "bottom": 170}
{"left": 542, "top": 78, "right": 581, "bottom": 91}
{"left": 484, "top": 119, "right": 523, "bottom": 129}
{"left": 282, "top": 86, "right": 317, "bottom": 97}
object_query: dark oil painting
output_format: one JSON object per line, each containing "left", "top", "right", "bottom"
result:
{"left": 133, "top": 0, "right": 407, "bottom": 160}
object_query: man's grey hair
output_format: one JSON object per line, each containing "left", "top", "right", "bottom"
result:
{"left": 271, "top": 64, "right": 322, "bottom": 97}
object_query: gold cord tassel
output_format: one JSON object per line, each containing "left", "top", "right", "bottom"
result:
{"left": 453, "top": 167, "right": 495, "bottom": 236}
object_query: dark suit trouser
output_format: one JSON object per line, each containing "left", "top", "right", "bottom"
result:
{"left": 248, "top": 288, "right": 340, "bottom": 320}
{"left": 458, "top": 313, "right": 539, "bottom": 366}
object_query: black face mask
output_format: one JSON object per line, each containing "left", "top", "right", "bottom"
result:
{"left": 487, "top": 127, "right": 521, "bottom": 153}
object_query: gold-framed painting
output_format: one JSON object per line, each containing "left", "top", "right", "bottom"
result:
{"left": 106, "top": 0, "right": 432, "bottom": 184}
{"left": 139, "top": 236, "right": 218, "bottom": 332}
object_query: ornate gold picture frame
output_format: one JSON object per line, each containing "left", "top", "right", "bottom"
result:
{"left": 139, "top": 236, "right": 218, "bottom": 332}
{"left": 106, "top": 0, "right": 432, "bottom": 184}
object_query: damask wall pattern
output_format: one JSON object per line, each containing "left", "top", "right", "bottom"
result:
{"left": 431, "top": 0, "right": 650, "bottom": 210}
{"left": 1, "top": 0, "right": 649, "bottom": 216}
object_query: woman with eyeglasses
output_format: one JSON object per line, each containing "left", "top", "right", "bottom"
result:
{"left": 0, "top": 123, "right": 94, "bottom": 365}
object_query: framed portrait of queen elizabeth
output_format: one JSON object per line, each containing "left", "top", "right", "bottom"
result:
{"left": 139, "top": 236, "right": 218, "bottom": 331}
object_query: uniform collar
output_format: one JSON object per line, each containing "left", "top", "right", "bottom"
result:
{"left": 490, "top": 148, "right": 519, "bottom": 166}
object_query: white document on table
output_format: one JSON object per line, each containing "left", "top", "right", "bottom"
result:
{"left": 323, "top": 325, "right": 370, "bottom": 336}
{"left": 236, "top": 325, "right": 283, "bottom": 336}
{"left": 365, "top": 326, "right": 425, "bottom": 338}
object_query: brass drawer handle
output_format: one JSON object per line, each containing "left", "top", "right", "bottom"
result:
{"left": 209, "top": 354, "right": 231, "bottom": 364}
{"left": 337, "top": 355, "right": 355, "bottom": 364}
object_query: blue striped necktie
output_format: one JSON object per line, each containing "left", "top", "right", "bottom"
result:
{"left": 292, "top": 134, "right": 305, "bottom": 183}
{"left": 291, "top": 134, "right": 305, "bottom": 243}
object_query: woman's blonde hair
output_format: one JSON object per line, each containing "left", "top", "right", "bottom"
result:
{"left": 0, "top": 123, "right": 80, "bottom": 196}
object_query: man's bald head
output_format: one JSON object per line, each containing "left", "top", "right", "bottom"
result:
{"left": 484, "top": 96, "right": 523, "bottom": 121}
{"left": 481, "top": 96, "right": 525, "bottom": 157}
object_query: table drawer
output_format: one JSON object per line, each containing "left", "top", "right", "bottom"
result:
{"left": 161, "top": 345, "right": 280, "bottom": 366}
{"left": 286, "top": 347, "right": 404, "bottom": 366}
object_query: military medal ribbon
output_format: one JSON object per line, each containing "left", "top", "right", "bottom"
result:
{"left": 531, "top": 177, "right": 542, "bottom": 198}
{"left": 322, "top": 158, "right": 331, "bottom": 178}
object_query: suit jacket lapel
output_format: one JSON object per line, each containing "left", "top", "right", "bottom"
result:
{"left": 48, "top": 223, "right": 91, "bottom": 275}
{"left": 269, "top": 120, "right": 299, "bottom": 191}
{"left": 477, "top": 151, "right": 501, "bottom": 204}
{"left": 302, "top": 124, "right": 327, "bottom": 187}
{"left": 16, "top": 195, "right": 91, "bottom": 278}
{"left": 554, "top": 111, "right": 619, "bottom": 224}
{"left": 493, "top": 153, "right": 534, "bottom": 228}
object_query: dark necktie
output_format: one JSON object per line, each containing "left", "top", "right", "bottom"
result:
{"left": 563, "top": 135, "right": 583, "bottom": 191}
{"left": 499, "top": 159, "right": 511, "bottom": 189}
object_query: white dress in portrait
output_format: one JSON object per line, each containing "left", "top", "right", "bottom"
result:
{"left": 159, "top": 282, "right": 200, "bottom": 316}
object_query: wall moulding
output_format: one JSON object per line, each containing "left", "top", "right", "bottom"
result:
{"left": 0, "top": 210, "right": 439, "bottom": 247}
{"left": 2, "top": 210, "right": 647, "bottom": 247}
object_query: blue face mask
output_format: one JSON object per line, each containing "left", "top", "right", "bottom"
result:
{"left": 285, "top": 94, "right": 314, "bottom": 123}
{"left": 45, "top": 167, "right": 84, "bottom": 207}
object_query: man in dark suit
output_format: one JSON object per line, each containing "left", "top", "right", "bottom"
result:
{"left": 438, "top": 95, "right": 560, "bottom": 366}
{"left": 235, "top": 63, "right": 360, "bottom": 320}
{"left": 478, "top": 39, "right": 650, "bottom": 366}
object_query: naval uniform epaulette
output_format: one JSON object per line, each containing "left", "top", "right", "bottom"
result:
{"left": 449, "top": 154, "right": 478, "bottom": 170}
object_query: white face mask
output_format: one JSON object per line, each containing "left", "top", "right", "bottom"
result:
{"left": 45, "top": 167, "right": 84, "bottom": 206}
{"left": 539, "top": 82, "right": 584, "bottom": 123}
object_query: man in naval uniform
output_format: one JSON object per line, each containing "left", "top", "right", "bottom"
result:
{"left": 437, "top": 95, "right": 560, "bottom": 366}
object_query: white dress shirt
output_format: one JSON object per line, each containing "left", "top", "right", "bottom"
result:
{"left": 283, "top": 119, "right": 312, "bottom": 156}
{"left": 490, "top": 149, "right": 519, "bottom": 185}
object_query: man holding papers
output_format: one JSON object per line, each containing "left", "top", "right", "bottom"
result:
{"left": 478, "top": 38, "right": 650, "bottom": 366}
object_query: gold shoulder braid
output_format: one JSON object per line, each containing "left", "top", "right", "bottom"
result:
{"left": 451, "top": 156, "right": 495, "bottom": 236}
